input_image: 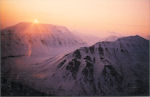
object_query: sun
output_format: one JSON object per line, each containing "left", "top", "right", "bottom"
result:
{"left": 33, "top": 19, "right": 39, "bottom": 24}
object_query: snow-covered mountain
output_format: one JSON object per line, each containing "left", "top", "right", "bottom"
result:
{"left": 1, "top": 22, "right": 87, "bottom": 57}
{"left": 41, "top": 35, "right": 148, "bottom": 95}
{"left": 1, "top": 25, "right": 149, "bottom": 96}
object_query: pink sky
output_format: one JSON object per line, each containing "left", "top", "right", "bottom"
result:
{"left": 0, "top": 0, "right": 150, "bottom": 38}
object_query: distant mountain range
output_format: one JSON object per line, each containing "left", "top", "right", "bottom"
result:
{"left": 1, "top": 22, "right": 149, "bottom": 96}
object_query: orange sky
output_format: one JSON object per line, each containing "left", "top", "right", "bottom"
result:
{"left": 0, "top": 0, "right": 150, "bottom": 38}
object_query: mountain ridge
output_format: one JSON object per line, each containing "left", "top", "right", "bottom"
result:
{"left": 1, "top": 22, "right": 149, "bottom": 96}
{"left": 44, "top": 35, "right": 149, "bottom": 95}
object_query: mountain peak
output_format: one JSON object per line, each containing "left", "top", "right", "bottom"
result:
{"left": 1, "top": 22, "right": 87, "bottom": 57}
{"left": 117, "top": 35, "right": 147, "bottom": 41}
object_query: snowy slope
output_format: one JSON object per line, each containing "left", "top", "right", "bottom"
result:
{"left": 42, "top": 35, "right": 149, "bottom": 95}
{"left": 1, "top": 27, "right": 149, "bottom": 96}
{"left": 1, "top": 22, "right": 87, "bottom": 57}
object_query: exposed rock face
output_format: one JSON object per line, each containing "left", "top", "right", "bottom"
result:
{"left": 49, "top": 35, "right": 149, "bottom": 96}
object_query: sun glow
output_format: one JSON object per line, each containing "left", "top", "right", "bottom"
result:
{"left": 33, "top": 19, "right": 39, "bottom": 24}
